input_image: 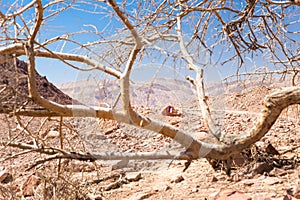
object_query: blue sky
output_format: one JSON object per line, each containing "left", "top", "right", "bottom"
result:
{"left": 0, "top": 1, "right": 225, "bottom": 85}
{"left": 1, "top": 1, "right": 299, "bottom": 85}
{"left": 35, "top": 3, "right": 112, "bottom": 84}
{"left": 34, "top": 4, "right": 194, "bottom": 84}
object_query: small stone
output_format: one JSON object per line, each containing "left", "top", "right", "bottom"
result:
{"left": 45, "top": 130, "right": 60, "bottom": 139}
{"left": 240, "top": 179, "right": 256, "bottom": 186}
{"left": 230, "top": 153, "right": 247, "bottom": 167}
{"left": 128, "top": 191, "right": 155, "bottom": 200}
{"left": 265, "top": 143, "right": 280, "bottom": 155}
{"left": 294, "top": 183, "right": 300, "bottom": 199}
{"left": 269, "top": 168, "right": 287, "bottom": 177}
{"left": 112, "top": 159, "right": 129, "bottom": 170}
{"left": 170, "top": 121, "right": 180, "bottom": 125}
{"left": 0, "top": 169, "right": 13, "bottom": 184}
{"left": 21, "top": 175, "right": 41, "bottom": 197}
{"left": 87, "top": 193, "right": 103, "bottom": 200}
{"left": 263, "top": 177, "right": 282, "bottom": 185}
{"left": 164, "top": 185, "right": 172, "bottom": 191}
{"left": 120, "top": 133, "right": 127, "bottom": 139}
{"left": 252, "top": 192, "right": 274, "bottom": 199}
{"left": 191, "top": 188, "right": 199, "bottom": 193}
{"left": 125, "top": 172, "right": 142, "bottom": 182}
{"left": 252, "top": 162, "right": 274, "bottom": 175}
{"left": 71, "top": 160, "right": 96, "bottom": 172}
{"left": 211, "top": 176, "right": 218, "bottom": 182}
{"left": 215, "top": 189, "right": 252, "bottom": 200}
{"left": 171, "top": 175, "right": 184, "bottom": 183}
{"left": 104, "top": 181, "right": 122, "bottom": 191}
{"left": 297, "top": 166, "right": 300, "bottom": 179}
{"left": 103, "top": 126, "right": 119, "bottom": 135}
{"left": 283, "top": 194, "right": 295, "bottom": 200}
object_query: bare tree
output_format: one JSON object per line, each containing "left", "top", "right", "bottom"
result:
{"left": 0, "top": 0, "right": 300, "bottom": 169}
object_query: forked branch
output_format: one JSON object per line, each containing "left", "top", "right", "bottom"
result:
{"left": 176, "top": 15, "right": 221, "bottom": 141}
{"left": 1, "top": 0, "right": 300, "bottom": 166}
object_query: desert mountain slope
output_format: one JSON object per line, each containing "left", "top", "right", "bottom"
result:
{"left": 0, "top": 55, "right": 73, "bottom": 112}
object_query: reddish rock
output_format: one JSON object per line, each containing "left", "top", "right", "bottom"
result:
{"left": 125, "top": 172, "right": 142, "bottom": 182}
{"left": 71, "top": 160, "right": 97, "bottom": 172}
{"left": 240, "top": 179, "right": 256, "bottom": 186}
{"left": 211, "top": 176, "right": 218, "bottom": 182}
{"left": 265, "top": 143, "right": 280, "bottom": 155}
{"left": 214, "top": 189, "right": 252, "bottom": 200}
{"left": 297, "top": 166, "right": 300, "bottom": 179}
{"left": 269, "top": 168, "right": 288, "bottom": 177}
{"left": 170, "top": 175, "right": 184, "bottom": 183}
{"left": 284, "top": 194, "right": 297, "bottom": 200}
{"left": 21, "top": 175, "right": 41, "bottom": 197}
{"left": 230, "top": 153, "right": 247, "bottom": 167}
{"left": 263, "top": 177, "right": 282, "bottom": 185}
{"left": 164, "top": 185, "right": 172, "bottom": 191}
{"left": 294, "top": 183, "right": 300, "bottom": 199}
{"left": 252, "top": 162, "right": 274, "bottom": 175}
{"left": 170, "top": 120, "right": 180, "bottom": 125}
{"left": 87, "top": 193, "right": 103, "bottom": 200}
{"left": 128, "top": 191, "right": 155, "bottom": 200}
{"left": 0, "top": 169, "right": 13, "bottom": 184}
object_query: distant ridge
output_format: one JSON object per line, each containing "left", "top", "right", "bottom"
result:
{"left": 58, "top": 77, "right": 195, "bottom": 108}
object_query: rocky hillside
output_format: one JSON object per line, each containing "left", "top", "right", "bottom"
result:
{"left": 0, "top": 55, "right": 73, "bottom": 113}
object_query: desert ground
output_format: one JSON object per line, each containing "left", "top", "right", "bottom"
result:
{"left": 1, "top": 74, "right": 300, "bottom": 200}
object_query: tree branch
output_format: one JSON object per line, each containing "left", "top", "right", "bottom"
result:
{"left": 5, "top": 85, "right": 300, "bottom": 162}
{"left": 0, "top": 44, "right": 122, "bottom": 79}
{"left": 176, "top": 15, "right": 221, "bottom": 141}
{"left": 266, "top": 0, "right": 300, "bottom": 5}
{"left": 1, "top": 141, "right": 186, "bottom": 171}
{"left": 107, "top": 0, "right": 144, "bottom": 121}
{"left": 29, "top": 0, "right": 43, "bottom": 43}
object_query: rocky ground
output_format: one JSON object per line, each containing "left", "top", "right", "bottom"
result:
{"left": 0, "top": 80, "right": 300, "bottom": 199}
